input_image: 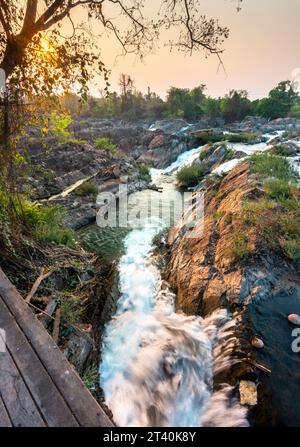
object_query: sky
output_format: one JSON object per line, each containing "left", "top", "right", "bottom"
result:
{"left": 71, "top": 0, "right": 300, "bottom": 99}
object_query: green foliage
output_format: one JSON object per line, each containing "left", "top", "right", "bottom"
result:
{"left": 165, "top": 86, "right": 206, "bottom": 120}
{"left": 139, "top": 165, "right": 151, "bottom": 182}
{"left": 231, "top": 232, "right": 250, "bottom": 261}
{"left": 249, "top": 153, "right": 296, "bottom": 181}
{"left": 269, "top": 144, "right": 295, "bottom": 157}
{"left": 94, "top": 138, "right": 117, "bottom": 155}
{"left": 196, "top": 131, "right": 259, "bottom": 146}
{"left": 225, "top": 132, "right": 259, "bottom": 144}
{"left": 176, "top": 162, "right": 208, "bottom": 187}
{"left": 0, "top": 188, "right": 76, "bottom": 251}
{"left": 220, "top": 90, "right": 252, "bottom": 123}
{"left": 62, "top": 79, "right": 300, "bottom": 123}
{"left": 49, "top": 112, "right": 73, "bottom": 143}
{"left": 213, "top": 210, "right": 225, "bottom": 221}
{"left": 81, "top": 365, "right": 98, "bottom": 391}
{"left": 75, "top": 181, "right": 98, "bottom": 197}
{"left": 264, "top": 178, "right": 293, "bottom": 201}
{"left": 60, "top": 294, "right": 84, "bottom": 326}
{"left": 290, "top": 103, "right": 300, "bottom": 119}
{"left": 241, "top": 177, "right": 300, "bottom": 262}
{"left": 255, "top": 81, "right": 298, "bottom": 119}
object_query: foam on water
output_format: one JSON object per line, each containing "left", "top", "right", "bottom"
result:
{"left": 99, "top": 223, "right": 248, "bottom": 427}
{"left": 99, "top": 140, "right": 250, "bottom": 426}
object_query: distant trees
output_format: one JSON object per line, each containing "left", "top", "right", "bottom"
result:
{"left": 220, "top": 90, "right": 252, "bottom": 122}
{"left": 255, "top": 81, "right": 298, "bottom": 119}
{"left": 165, "top": 86, "right": 206, "bottom": 120}
{"left": 62, "top": 78, "right": 300, "bottom": 124}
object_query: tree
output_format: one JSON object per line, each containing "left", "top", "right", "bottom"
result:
{"left": 256, "top": 81, "right": 298, "bottom": 119}
{"left": 220, "top": 89, "right": 252, "bottom": 122}
{"left": 166, "top": 85, "right": 206, "bottom": 120}
{"left": 0, "top": 0, "right": 231, "bottom": 96}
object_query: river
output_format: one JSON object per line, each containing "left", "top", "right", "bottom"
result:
{"left": 98, "top": 132, "right": 293, "bottom": 427}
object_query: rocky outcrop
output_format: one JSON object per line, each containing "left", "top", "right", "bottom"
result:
{"left": 166, "top": 162, "right": 300, "bottom": 313}
{"left": 165, "top": 162, "right": 300, "bottom": 426}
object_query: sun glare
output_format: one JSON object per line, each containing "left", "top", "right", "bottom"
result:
{"left": 39, "top": 37, "right": 54, "bottom": 54}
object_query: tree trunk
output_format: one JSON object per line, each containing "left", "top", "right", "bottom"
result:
{"left": 0, "top": 37, "right": 28, "bottom": 78}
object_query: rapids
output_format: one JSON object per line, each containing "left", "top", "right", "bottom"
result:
{"left": 99, "top": 138, "right": 255, "bottom": 427}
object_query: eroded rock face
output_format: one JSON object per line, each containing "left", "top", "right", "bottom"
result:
{"left": 166, "top": 163, "right": 299, "bottom": 315}
{"left": 165, "top": 161, "right": 300, "bottom": 426}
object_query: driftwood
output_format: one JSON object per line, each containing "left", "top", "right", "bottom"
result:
{"left": 40, "top": 296, "right": 59, "bottom": 328}
{"left": 25, "top": 269, "right": 55, "bottom": 303}
{"left": 52, "top": 309, "right": 61, "bottom": 344}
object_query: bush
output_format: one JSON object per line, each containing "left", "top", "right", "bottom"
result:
{"left": 264, "top": 178, "right": 293, "bottom": 201}
{"left": 0, "top": 189, "right": 77, "bottom": 250}
{"left": 60, "top": 294, "right": 84, "bottom": 326}
{"left": 139, "top": 165, "right": 151, "bottom": 182}
{"left": 94, "top": 138, "right": 117, "bottom": 155}
{"left": 231, "top": 232, "right": 250, "bottom": 261}
{"left": 50, "top": 112, "right": 73, "bottom": 143}
{"left": 74, "top": 180, "right": 98, "bottom": 197}
{"left": 225, "top": 132, "right": 259, "bottom": 144}
{"left": 176, "top": 162, "right": 208, "bottom": 187}
{"left": 269, "top": 144, "right": 295, "bottom": 157}
{"left": 249, "top": 153, "right": 296, "bottom": 181}
{"left": 195, "top": 131, "right": 259, "bottom": 145}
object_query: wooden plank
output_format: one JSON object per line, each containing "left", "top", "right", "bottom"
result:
{"left": 0, "top": 297, "right": 79, "bottom": 427}
{"left": 0, "top": 395, "right": 12, "bottom": 427}
{"left": 0, "top": 344, "right": 46, "bottom": 427}
{"left": 0, "top": 268, "right": 113, "bottom": 427}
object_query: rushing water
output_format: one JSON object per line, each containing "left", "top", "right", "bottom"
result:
{"left": 99, "top": 143, "right": 252, "bottom": 427}
{"left": 99, "top": 130, "right": 296, "bottom": 427}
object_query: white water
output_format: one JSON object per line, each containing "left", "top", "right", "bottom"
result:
{"left": 100, "top": 145, "right": 249, "bottom": 427}
{"left": 150, "top": 146, "right": 203, "bottom": 177}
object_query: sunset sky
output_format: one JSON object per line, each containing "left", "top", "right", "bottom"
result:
{"left": 71, "top": 0, "right": 300, "bottom": 99}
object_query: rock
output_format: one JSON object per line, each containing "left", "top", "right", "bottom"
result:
{"left": 63, "top": 328, "right": 94, "bottom": 374}
{"left": 112, "top": 166, "right": 121, "bottom": 178}
{"left": 239, "top": 381, "right": 258, "bottom": 406}
{"left": 288, "top": 314, "right": 300, "bottom": 325}
{"left": 251, "top": 337, "right": 264, "bottom": 349}
{"left": 148, "top": 134, "right": 166, "bottom": 149}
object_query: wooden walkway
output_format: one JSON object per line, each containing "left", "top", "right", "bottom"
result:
{"left": 0, "top": 268, "right": 113, "bottom": 427}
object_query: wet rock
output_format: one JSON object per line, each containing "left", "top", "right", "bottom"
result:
{"left": 288, "top": 314, "right": 300, "bottom": 325}
{"left": 251, "top": 337, "right": 264, "bottom": 349}
{"left": 239, "top": 381, "right": 258, "bottom": 406}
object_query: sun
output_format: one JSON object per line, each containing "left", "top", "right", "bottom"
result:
{"left": 39, "top": 37, "right": 55, "bottom": 54}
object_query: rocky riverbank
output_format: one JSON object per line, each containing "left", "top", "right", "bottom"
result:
{"left": 165, "top": 154, "right": 300, "bottom": 425}
{"left": 14, "top": 115, "right": 300, "bottom": 424}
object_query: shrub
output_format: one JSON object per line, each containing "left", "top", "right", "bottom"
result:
{"left": 60, "top": 294, "right": 84, "bottom": 326}
{"left": 0, "top": 190, "right": 77, "bottom": 250}
{"left": 213, "top": 210, "right": 225, "bottom": 221}
{"left": 81, "top": 365, "right": 98, "bottom": 391}
{"left": 264, "top": 178, "right": 293, "bottom": 201}
{"left": 36, "top": 224, "right": 76, "bottom": 248}
{"left": 225, "top": 132, "right": 259, "bottom": 144}
{"left": 195, "top": 131, "right": 259, "bottom": 145}
{"left": 176, "top": 162, "right": 208, "bottom": 187}
{"left": 249, "top": 153, "right": 296, "bottom": 181}
{"left": 231, "top": 232, "right": 250, "bottom": 261}
{"left": 280, "top": 239, "right": 300, "bottom": 261}
{"left": 75, "top": 180, "right": 98, "bottom": 197}
{"left": 94, "top": 137, "right": 117, "bottom": 155}
{"left": 139, "top": 165, "right": 151, "bottom": 182}
{"left": 50, "top": 112, "right": 73, "bottom": 143}
{"left": 269, "top": 144, "right": 295, "bottom": 157}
